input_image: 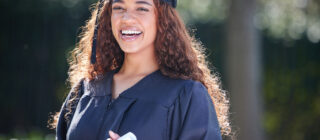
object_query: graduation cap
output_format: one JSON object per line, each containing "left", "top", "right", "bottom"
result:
{"left": 91, "top": 0, "right": 177, "bottom": 64}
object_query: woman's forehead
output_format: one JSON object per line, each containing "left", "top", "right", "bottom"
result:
{"left": 112, "top": 0, "right": 154, "bottom": 4}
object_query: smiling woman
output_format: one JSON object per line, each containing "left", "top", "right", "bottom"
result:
{"left": 49, "top": 0, "right": 232, "bottom": 140}
{"left": 111, "top": 0, "right": 157, "bottom": 54}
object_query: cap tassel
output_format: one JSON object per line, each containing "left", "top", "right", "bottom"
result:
{"left": 91, "top": 0, "right": 105, "bottom": 64}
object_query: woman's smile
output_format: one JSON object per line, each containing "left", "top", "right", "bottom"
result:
{"left": 119, "top": 28, "right": 143, "bottom": 42}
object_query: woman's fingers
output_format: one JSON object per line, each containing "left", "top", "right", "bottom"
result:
{"left": 109, "top": 130, "right": 120, "bottom": 140}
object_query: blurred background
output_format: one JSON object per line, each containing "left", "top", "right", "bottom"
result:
{"left": 0, "top": 0, "right": 319, "bottom": 139}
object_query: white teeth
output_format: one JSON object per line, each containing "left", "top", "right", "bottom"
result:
{"left": 121, "top": 30, "right": 142, "bottom": 35}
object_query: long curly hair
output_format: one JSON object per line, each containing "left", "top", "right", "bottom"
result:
{"left": 50, "top": 0, "right": 232, "bottom": 137}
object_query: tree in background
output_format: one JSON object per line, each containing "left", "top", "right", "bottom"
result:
{"left": 178, "top": 0, "right": 320, "bottom": 140}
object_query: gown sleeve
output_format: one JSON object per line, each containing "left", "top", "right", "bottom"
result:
{"left": 170, "top": 81, "right": 222, "bottom": 140}
{"left": 56, "top": 79, "right": 84, "bottom": 140}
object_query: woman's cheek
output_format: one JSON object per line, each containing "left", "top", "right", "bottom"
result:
{"left": 111, "top": 17, "right": 119, "bottom": 39}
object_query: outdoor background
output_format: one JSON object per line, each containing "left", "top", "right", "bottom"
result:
{"left": 0, "top": 0, "right": 319, "bottom": 140}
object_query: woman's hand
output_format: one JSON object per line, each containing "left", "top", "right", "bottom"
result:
{"left": 107, "top": 130, "right": 120, "bottom": 140}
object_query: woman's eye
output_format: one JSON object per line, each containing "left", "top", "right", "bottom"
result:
{"left": 137, "top": 7, "right": 149, "bottom": 12}
{"left": 112, "top": 6, "right": 124, "bottom": 11}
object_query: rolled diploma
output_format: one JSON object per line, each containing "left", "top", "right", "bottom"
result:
{"left": 118, "top": 132, "right": 137, "bottom": 140}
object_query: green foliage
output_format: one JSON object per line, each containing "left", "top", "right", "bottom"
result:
{"left": 179, "top": 0, "right": 320, "bottom": 43}
{"left": 0, "top": 131, "right": 55, "bottom": 140}
{"left": 177, "top": 0, "right": 230, "bottom": 24}
{"left": 257, "top": 0, "right": 320, "bottom": 43}
{"left": 263, "top": 37, "right": 320, "bottom": 140}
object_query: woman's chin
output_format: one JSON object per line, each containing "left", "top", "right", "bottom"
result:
{"left": 119, "top": 46, "right": 141, "bottom": 54}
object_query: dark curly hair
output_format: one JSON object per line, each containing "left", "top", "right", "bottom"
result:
{"left": 49, "top": 0, "right": 232, "bottom": 136}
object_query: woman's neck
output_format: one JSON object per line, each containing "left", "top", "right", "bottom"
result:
{"left": 118, "top": 48, "right": 159, "bottom": 76}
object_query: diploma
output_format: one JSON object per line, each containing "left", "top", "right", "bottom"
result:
{"left": 118, "top": 132, "right": 137, "bottom": 140}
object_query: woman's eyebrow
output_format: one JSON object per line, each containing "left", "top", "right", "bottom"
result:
{"left": 112, "top": 0, "right": 152, "bottom": 6}
{"left": 113, "top": 0, "right": 124, "bottom": 4}
{"left": 136, "top": 1, "right": 152, "bottom": 6}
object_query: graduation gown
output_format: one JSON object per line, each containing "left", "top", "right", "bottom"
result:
{"left": 56, "top": 68, "right": 222, "bottom": 140}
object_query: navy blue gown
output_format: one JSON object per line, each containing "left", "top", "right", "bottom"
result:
{"left": 56, "top": 68, "right": 222, "bottom": 140}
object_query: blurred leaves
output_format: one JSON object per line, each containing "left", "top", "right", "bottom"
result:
{"left": 263, "top": 37, "right": 320, "bottom": 139}
{"left": 256, "top": 0, "right": 320, "bottom": 43}
{"left": 177, "top": 0, "right": 230, "bottom": 24}
{"left": 178, "top": 0, "right": 320, "bottom": 43}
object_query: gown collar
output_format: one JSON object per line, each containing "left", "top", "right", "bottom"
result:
{"left": 84, "top": 67, "right": 161, "bottom": 98}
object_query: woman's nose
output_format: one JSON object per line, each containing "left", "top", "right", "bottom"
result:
{"left": 121, "top": 11, "right": 135, "bottom": 21}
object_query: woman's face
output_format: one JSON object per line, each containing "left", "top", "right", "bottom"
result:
{"left": 111, "top": 0, "right": 157, "bottom": 54}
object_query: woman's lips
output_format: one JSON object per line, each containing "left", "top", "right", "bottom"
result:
{"left": 120, "top": 33, "right": 142, "bottom": 41}
{"left": 119, "top": 30, "right": 143, "bottom": 42}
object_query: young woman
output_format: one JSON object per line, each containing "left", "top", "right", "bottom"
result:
{"left": 51, "top": 0, "right": 231, "bottom": 139}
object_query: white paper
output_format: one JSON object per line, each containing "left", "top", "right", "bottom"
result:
{"left": 118, "top": 132, "right": 137, "bottom": 140}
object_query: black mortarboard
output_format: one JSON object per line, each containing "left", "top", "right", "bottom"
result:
{"left": 90, "top": 0, "right": 177, "bottom": 64}
{"left": 161, "top": 0, "right": 177, "bottom": 8}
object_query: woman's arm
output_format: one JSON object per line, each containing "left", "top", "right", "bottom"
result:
{"left": 172, "top": 81, "right": 222, "bottom": 140}
{"left": 56, "top": 79, "right": 84, "bottom": 140}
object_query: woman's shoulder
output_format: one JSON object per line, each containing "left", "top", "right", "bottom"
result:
{"left": 154, "top": 71, "right": 206, "bottom": 90}
{"left": 79, "top": 70, "right": 115, "bottom": 97}
{"left": 156, "top": 72, "right": 207, "bottom": 94}
{"left": 64, "top": 78, "right": 87, "bottom": 101}
{"left": 171, "top": 79, "right": 208, "bottom": 102}
{"left": 149, "top": 73, "right": 208, "bottom": 107}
